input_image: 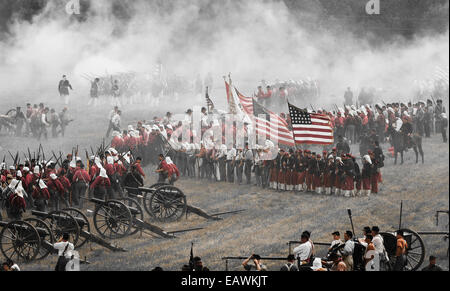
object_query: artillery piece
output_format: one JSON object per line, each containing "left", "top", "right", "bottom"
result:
{"left": 125, "top": 183, "right": 245, "bottom": 223}
{"left": 31, "top": 209, "right": 126, "bottom": 253}
{"left": 75, "top": 197, "right": 204, "bottom": 240}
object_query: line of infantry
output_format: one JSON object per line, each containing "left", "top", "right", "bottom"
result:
{"left": 0, "top": 147, "right": 147, "bottom": 221}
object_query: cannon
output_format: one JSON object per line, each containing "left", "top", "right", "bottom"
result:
{"left": 379, "top": 228, "right": 425, "bottom": 271}
{"left": 125, "top": 183, "right": 245, "bottom": 223}
{"left": 31, "top": 209, "right": 126, "bottom": 252}
{"left": 87, "top": 197, "right": 204, "bottom": 240}
{"left": 0, "top": 220, "right": 43, "bottom": 263}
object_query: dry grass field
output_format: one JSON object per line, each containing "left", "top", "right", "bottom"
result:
{"left": 0, "top": 95, "right": 448, "bottom": 271}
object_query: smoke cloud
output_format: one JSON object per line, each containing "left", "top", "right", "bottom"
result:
{"left": 0, "top": 0, "right": 448, "bottom": 107}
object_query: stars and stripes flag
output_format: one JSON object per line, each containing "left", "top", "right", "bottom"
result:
{"left": 205, "top": 86, "right": 214, "bottom": 113}
{"left": 434, "top": 66, "right": 449, "bottom": 85}
{"left": 252, "top": 98, "right": 295, "bottom": 147}
{"left": 288, "top": 103, "right": 334, "bottom": 145}
{"left": 224, "top": 79, "right": 238, "bottom": 114}
{"left": 235, "top": 88, "right": 253, "bottom": 115}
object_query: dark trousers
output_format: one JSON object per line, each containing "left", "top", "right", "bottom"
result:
{"left": 236, "top": 163, "right": 243, "bottom": 184}
{"left": 105, "top": 121, "right": 113, "bottom": 137}
{"left": 441, "top": 125, "right": 448, "bottom": 143}
{"left": 72, "top": 181, "right": 87, "bottom": 208}
{"left": 219, "top": 158, "right": 226, "bottom": 181}
{"left": 244, "top": 160, "right": 252, "bottom": 185}
{"left": 94, "top": 186, "right": 107, "bottom": 200}
{"left": 394, "top": 255, "right": 405, "bottom": 271}
{"left": 226, "top": 161, "right": 235, "bottom": 183}
{"left": 424, "top": 122, "right": 431, "bottom": 137}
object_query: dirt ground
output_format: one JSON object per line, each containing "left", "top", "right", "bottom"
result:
{"left": 0, "top": 95, "right": 448, "bottom": 271}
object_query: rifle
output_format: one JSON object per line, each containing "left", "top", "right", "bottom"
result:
{"left": 7, "top": 151, "right": 15, "bottom": 164}
{"left": 310, "top": 104, "right": 316, "bottom": 112}
{"left": 188, "top": 242, "right": 195, "bottom": 271}
{"left": 347, "top": 209, "right": 356, "bottom": 240}
{"left": 431, "top": 95, "right": 437, "bottom": 106}
{"left": 85, "top": 150, "right": 90, "bottom": 176}
{"left": 27, "top": 148, "right": 32, "bottom": 163}
{"left": 40, "top": 144, "right": 46, "bottom": 162}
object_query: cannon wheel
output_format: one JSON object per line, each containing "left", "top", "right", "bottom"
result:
{"left": 44, "top": 210, "right": 80, "bottom": 247}
{"left": 142, "top": 182, "right": 170, "bottom": 216}
{"left": 399, "top": 228, "right": 425, "bottom": 271}
{"left": 63, "top": 208, "right": 91, "bottom": 249}
{"left": 117, "top": 197, "right": 143, "bottom": 236}
{"left": 93, "top": 200, "right": 132, "bottom": 239}
{"left": 24, "top": 218, "right": 55, "bottom": 260}
{"left": 148, "top": 185, "right": 187, "bottom": 222}
{"left": 0, "top": 220, "right": 41, "bottom": 262}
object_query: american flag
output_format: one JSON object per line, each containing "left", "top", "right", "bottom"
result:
{"left": 235, "top": 88, "right": 253, "bottom": 115}
{"left": 225, "top": 80, "right": 238, "bottom": 114}
{"left": 288, "top": 103, "right": 334, "bottom": 145}
{"left": 252, "top": 98, "right": 295, "bottom": 147}
{"left": 434, "top": 66, "right": 449, "bottom": 85}
{"left": 205, "top": 87, "right": 214, "bottom": 113}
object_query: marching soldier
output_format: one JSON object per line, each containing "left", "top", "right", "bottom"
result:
{"left": 226, "top": 146, "right": 236, "bottom": 183}
{"left": 243, "top": 143, "right": 253, "bottom": 185}
{"left": 58, "top": 75, "right": 73, "bottom": 105}
{"left": 235, "top": 149, "right": 244, "bottom": 185}
{"left": 14, "top": 107, "right": 26, "bottom": 137}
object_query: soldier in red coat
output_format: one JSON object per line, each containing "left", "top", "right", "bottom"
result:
{"left": 90, "top": 168, "right": 111, "bottom": 200}
{"left": 8, "top": 186, "right": 27, "bottom": 220}
{"left": 32, "top": 179, "right": 51, "bottom": 212}
{"left": 111, "top": 131, "right": 124, "bottom": 151}
{"left": 47, "top": 173, "right": 65, "bottom": 210}
{"left": 72, "top": 160, "right": 90, "bottom": 208}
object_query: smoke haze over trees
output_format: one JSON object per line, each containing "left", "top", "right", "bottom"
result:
{"left": 0, "top": 0, "right": 448, "bottom": 103}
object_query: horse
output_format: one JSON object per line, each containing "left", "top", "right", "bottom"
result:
{"left": 386, "top": 125, "right": 424, "bottom": 164}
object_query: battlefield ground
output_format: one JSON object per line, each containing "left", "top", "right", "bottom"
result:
{"left": 0, "top": 94, "right": 448, "bottom": 271}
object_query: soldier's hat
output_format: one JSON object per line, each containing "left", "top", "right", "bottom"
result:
{"left": 345, "top": 230, "right": 353, "bottom": 238}
{"left": 427, "top": 99, "right": 433, "bottom": 104}
{"left": 371, "top": 226, "right": 380, "bottom": 232}
{"left": 332, "top": 147, "right": 337, "bottom": 151}
{"left": 317, "top": 154, "right": 321, "bottom": 158}
{"left": 332, "top": 231, "right": 340, "bottom": 236}
{"left": 437, "top": 99, "right": 443, "bottom": 103}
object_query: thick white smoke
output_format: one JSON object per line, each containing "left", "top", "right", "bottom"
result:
{"left": 0, "top": 0, "right": 448, "bottom": 107}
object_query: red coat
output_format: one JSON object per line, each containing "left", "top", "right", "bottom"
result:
{"left": 115, "top": 163, "right": 126, "bottom": 177}
{"left": 9, "top": 194, "right": 26, "bottom": 210}
{"left": 59, "top": 176, "right": 71, "bottom": 190}
{"left": 105, "top": 163, "right": 116, "bottom": 176}
{"left": 111, "top": 136, "right": 124, "bottom": 149}
{"left": 90, "top": 176, "right": 111, "bottom": 189}
{"left": 47, "top": 179, "right": 65, "bottom": 196}
{"left": 73, "top": 169, "right": 91, "bottom": 183}
{"left": 32, "top": 187, "right": 51, "bottom": 200}
{"left": 90, "top": 165, "right": 100, "bottom": 180}
{"left": 168, "top": 164, "right": 180, "bottom": 177}
{"left": 134, "top": 163, "right": 146, "bottom": 178}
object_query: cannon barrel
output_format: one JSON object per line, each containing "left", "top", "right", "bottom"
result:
{"left": 31, "top": 210, "right": 127, "bottom": 252}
